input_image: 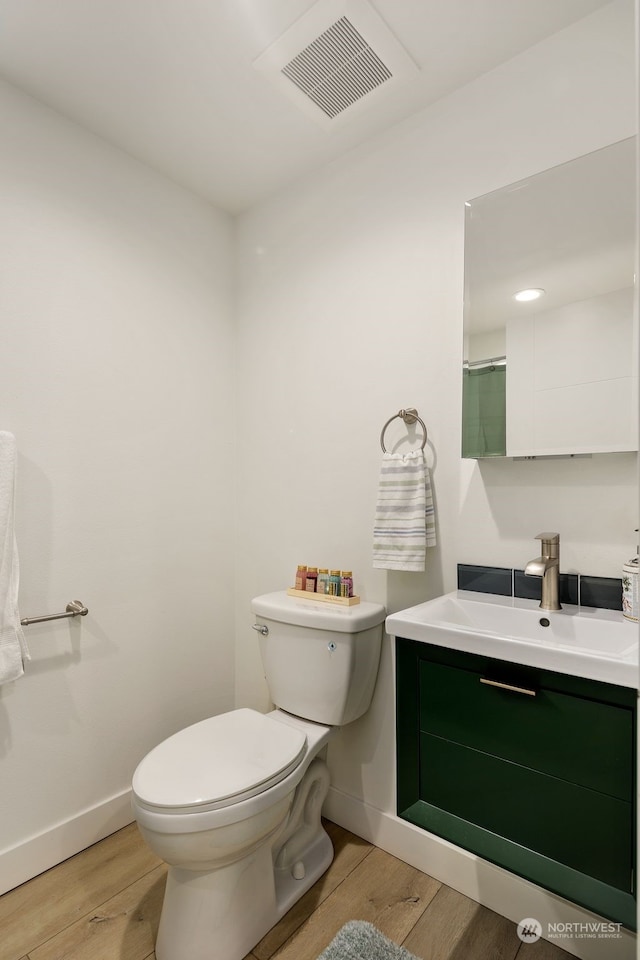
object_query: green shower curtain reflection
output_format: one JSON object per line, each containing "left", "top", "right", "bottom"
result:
{"left": 462, "top": 362, "right": 506, "bottom": 457}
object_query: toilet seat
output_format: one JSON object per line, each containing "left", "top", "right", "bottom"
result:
{"left": 132, "top": 708, "right": 307, "bottom": 814}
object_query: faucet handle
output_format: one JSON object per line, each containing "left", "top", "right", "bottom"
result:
{"left": 535, "top": 532, "right": 559, "bottom": 543}
{"left": 535, "top": 532, "right": 559, "bottom": 560}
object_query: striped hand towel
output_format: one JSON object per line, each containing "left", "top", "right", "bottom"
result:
{"left": 373, "top": 449, "right": 436, "bottom": 572}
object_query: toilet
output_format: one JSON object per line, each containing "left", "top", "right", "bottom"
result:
{"left": 131, "top": 590, "right": 385, "bottom": 960}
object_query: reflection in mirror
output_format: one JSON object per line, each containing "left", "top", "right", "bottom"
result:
{"left": 462, "top": 138, "right": 637, "bottom": 459}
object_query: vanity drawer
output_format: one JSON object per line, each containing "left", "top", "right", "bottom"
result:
{"left": 419, "top": 733, "right": 633, "bottom": 891}
{"left": 396, "top": 637, "right": 637, "bottom": 928}
{"left": 419, "top": 658, "right": 633, "bottom": 800}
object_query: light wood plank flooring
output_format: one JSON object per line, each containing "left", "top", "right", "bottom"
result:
{"left": 0, "top": 820, "right": 573, "bottom": 960}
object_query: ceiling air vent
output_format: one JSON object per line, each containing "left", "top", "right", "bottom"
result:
{"left": 254, "top": 0, "right": 419, "bottom": 126}
{"left": 281, "top": 16, "right": 392, "bottom": 120}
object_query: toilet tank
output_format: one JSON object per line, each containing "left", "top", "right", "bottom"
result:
{"left": 251, "top": 591, "right": 386, "bottom": 726}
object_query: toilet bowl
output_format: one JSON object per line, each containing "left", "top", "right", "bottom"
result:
{"left": 132, "top": 707, "right": 333, "bottom": 960}
{"left": 131, "top": 591, "right": 385, "bottom": 960}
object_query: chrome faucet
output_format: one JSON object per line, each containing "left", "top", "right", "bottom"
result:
{"left": 524, "top": 532, "right": 561, "bottom": 611}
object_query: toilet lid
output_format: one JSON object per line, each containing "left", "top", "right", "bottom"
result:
{"left": 132, "top": 708, "right": 307, "bottom": 811}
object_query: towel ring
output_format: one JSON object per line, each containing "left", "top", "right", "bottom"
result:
{"left": 380, "top": 408, "right": 428, "bottom": 453}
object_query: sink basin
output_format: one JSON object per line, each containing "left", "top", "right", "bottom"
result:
{"left": 386, "top": 590, "right": 638, "bottom": 687}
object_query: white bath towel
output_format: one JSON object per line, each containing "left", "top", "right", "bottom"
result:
{"left": 373, "top": 449, "right": 436, "bottom": 572}
{"left": 0, "top": 432, "right": 28, "bottom": 684}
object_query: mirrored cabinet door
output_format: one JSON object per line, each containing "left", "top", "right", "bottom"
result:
{"left": 462, "top": 137, "right": 638, "bottom": 459}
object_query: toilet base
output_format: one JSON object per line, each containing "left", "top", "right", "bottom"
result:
{"left": 274, "top": 825, "right": 334, "bottom": 919}
{"left": 156, "top": 841, "right": 276, "bottom": 960}
{"left": 272, "top": 756, "right": 333, "bottom": 918}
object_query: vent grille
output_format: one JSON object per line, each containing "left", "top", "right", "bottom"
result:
{"left": 281, "top": 17, "right": 392, "bottom": 119}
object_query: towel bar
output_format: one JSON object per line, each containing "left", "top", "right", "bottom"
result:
{"left": 21, "top": 600, "right": 88, "bottom": 627}
{"left": 380, "top": 408, "right": 427, "bottom": 453}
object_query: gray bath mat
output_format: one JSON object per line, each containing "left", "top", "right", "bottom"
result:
{"left": 317, "top": 921, "right": 420, "bottom": 960}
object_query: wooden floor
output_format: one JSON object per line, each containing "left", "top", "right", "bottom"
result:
{"left": 0, "top": 820, "right": 573, "bottom": 960}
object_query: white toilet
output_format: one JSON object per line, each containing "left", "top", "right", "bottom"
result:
{"left": 131, "top": 590, "right": 385, "bottom": 960}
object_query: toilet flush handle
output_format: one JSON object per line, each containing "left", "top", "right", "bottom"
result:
{"left": 251, "top": 623, "right": 269, "bottom": 636}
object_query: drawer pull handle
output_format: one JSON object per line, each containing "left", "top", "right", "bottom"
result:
{"left": 480, "top": 678, "right": 536, "bottom": 697}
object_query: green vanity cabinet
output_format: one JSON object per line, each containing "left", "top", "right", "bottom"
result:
{"left": 396, "top": 638, "right": 636, "bottom": 929}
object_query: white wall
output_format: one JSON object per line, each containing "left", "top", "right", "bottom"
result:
{"left": 0, "top": 79, "right": 236, "bottom": 891}
{"left": 234, "top": 0, "right": 638, "bottom": 814}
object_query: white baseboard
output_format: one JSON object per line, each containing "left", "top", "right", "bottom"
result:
{"left": 324, "top": 786, "right": 636, "bottom": 960}
{"left": 0, "top": 789, "right": 134, "bottom": 896}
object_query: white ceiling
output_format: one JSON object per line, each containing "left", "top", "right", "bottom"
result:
{"left": 0, "top": 0, "right": 612, "bottom": 213}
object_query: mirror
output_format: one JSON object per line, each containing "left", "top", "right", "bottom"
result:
{"left": 462, "top": 138, "right": 637, "bottom": 459}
